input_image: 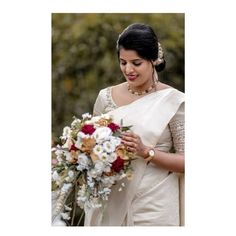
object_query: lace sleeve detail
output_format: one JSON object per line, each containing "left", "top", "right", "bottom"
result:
{"left": 93, "top": 90, "right": 105, "bottom": 115}
{"left": 105, "top": 87, "right": 118, "bottom": 112}
{"left": 169, "top": 103, "right": 185, "bottom": 154}
{"left": 93, "top": 87, "right": 117, "bottom": 115}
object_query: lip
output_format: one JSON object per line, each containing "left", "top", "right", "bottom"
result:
{"left": 127, "top": 75, "right": 138, "bottom": 81}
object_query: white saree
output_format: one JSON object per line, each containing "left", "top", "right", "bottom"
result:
{"left": 84, "top": 87, "right": 185, "bottom": 226}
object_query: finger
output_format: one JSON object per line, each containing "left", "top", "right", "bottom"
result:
{"left": 122, "top": 141, "right": 137, "bottom": 149}
{"left": 122, "top": 131, "right": 137, "bottom": 138}
{"left": 122, "top": 135, "right": 137, "bottom": 143}
{"left": 126, "top": 146, "right": 136, "bottom": 152}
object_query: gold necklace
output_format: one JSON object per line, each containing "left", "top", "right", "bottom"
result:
{"left": 127, "top": 80, "right": 158, "bottom": 96}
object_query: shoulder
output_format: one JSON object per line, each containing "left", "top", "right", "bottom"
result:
{"left": 156, "top": 84, "right": 185, "bottom": 110}
{"left": 96, "top": 86, "right": 112, "bottom": 101}
{"left": 157, "top": 82, "right": 184, "bottom": 99}
{"left": 97, "top": 82, "right": 124, "bottom": 94}
{"left": 111, "top": 82, "right": 127, "bottom": 92}
{"left": 163, "top": 83, "right": 184, "bottom": 100}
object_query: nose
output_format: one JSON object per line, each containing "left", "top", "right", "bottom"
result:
{"left": 125, "top": 63, "right": 134, "bottom": 74}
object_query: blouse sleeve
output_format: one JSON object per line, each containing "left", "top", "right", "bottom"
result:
{"left": 93, "top": 89, "right": 107, "bottom": 115}
{"left": 169, "top": 102, "right": 185, "bottom": 154}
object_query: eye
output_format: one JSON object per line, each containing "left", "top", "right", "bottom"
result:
{"left": 120, "top": 60, "right": 127, "bottom": 66}
{"left": 133, "top": 62, "right": 142, "bottom": 66}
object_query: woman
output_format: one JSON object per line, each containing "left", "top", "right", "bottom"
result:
{"left": 84, "top": 23, "right": 185, "bottom": 226}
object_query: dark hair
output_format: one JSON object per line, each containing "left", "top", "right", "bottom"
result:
{"left": 116, "top": 23, "right": 166, "bottom": 72}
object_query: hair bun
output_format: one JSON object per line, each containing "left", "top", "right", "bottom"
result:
{"left": 155, "top": 59, "right": 166, "bottom": 72}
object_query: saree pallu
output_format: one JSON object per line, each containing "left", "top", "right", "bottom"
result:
{"left": 85, "top": 88, "right": 185, "bottom": 226}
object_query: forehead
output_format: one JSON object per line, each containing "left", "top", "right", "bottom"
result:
{"left": 119, "top": 48, "right": 142, "bottom": 60}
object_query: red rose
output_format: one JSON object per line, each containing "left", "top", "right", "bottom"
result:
{"left": 111, "top": 156, "right": 124, "bottom": 172}
{"left": 108, "top": 123, "right": 120, "bottom": 132}
{"left": 69, "top": 144, "right": 78, "bottom": 152}
{"left": 81, "top": 124, "right": 96, "bottom": 135}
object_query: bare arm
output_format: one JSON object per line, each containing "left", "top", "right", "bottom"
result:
{"left": 143, "top": 147, "right": 184, "bottom": 173}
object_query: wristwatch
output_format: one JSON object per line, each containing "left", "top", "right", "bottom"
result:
{"left": 144, "top": 148, "right": 155, "bottom": 163}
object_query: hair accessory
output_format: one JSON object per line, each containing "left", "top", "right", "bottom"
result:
{"left": 156, "top": 42, "right": 164, "bottom": 65}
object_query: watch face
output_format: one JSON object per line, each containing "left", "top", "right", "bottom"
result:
{"left": 149, "top": 149, "right": 155, "bottom": 157}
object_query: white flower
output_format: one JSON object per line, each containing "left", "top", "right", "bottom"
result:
{"left": 95, "top": 160, "right": 111, "bottom": 173}
{"left": 77, "top": 153, "right": 90, "bottom": 171}
{"left": 75, "top": 132, "right": 88, "bottom": 149}
{"left": 60, "top": 212, "right": 71, "bottom": 220}
{"left": 55, "top": 148, "right": 64, "bottom": 157}
{"left": 77, "top": 131, "right": 90, "bottom": 139}
{"left": 61, "top": 183, "right": 72, "bottom": 193}
{"left": 98, "top": 152, "right": 110, "bottom": 162}
{"left": 60, "top": 126, "right": 71, "bottom": 140}
{"left": 52, "top": 171, "right": 60, "bottom": 181}
{"left": 82, "top": 113, "right": 92, "bottom": 120}
{"left": 65, "top": 152, "right": 73, "bottom": 162}
{"left": 64, "top": 205, "right": 72, "bottom": 211}
{"left": 109, "top": 136, "right": 121, "bottom": 147}
{"left": 98, "top": 187, "right": 111, "bottom": 201}
{"left": 77, "top": 184, "right": 87, "bottom": 208}
{"left": 92, "top": 127, "right": 112, "bottom": 143}
{"left": 62, "top": 137, "right": 72, "bottom": 149}
{"left": 87, "top": 161, "right": 109, "bottom": 177}
{"left": 71, "top": 118, "right": 81, "bottom": 128}
{"left": 98, "top": 187, "right": 111, "bottom": 195}
{"left": 68, "top": 170, "right": 74, "bottom": 178}
{"left": 103, "top": 141, "right": 116, "bottom": 153}
{"left": 93, "top": 144, "right": 104, "bottom": 157}
{"left": 101, "top": 113, "right": 112, "bottom": 120}
{"left": 101, "top": 176, "right": 116, "bottom": 186}
{"left": 87, "top": 176, "right": 95, "bottom": 188}
{"left": 94, "top": 161, "right": 106, "bottom": 174}
{"left": 85, "top": 116, "right": 100, "bottom": 125}
{"left": 87, "top": 169, "right": 97, "bottom": 178}
{"left": 107, "top": 152, "right": 117, "bottom": 163}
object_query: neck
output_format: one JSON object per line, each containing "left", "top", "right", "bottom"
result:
{"left": 127, "top": 73, "right": 159, "bottom": 96}
{"left": 127, "top": 79, "right": 158, "bottom": 96}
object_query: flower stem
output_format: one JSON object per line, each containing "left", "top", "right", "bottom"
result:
{"left": 77, "top": 210, "right": 85, "bottom": 226}
{"left": 71, "top": 182, "right": 78, "bottom": 225}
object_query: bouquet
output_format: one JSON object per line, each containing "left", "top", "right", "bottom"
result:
{"left": 51, "top": 113, "right": 135, "bottom": 224}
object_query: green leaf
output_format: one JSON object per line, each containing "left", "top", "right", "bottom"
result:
{"left": 112, "top": 131, "right": 121, "bottom": 137}
{"left": 121, "top": 126, "right": 132, "bottom": 131}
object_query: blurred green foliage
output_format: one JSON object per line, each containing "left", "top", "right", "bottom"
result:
{"left": 52, "top": 13, "right": 184, "bottom": 140}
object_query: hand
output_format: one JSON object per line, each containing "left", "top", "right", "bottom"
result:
{"left": 121, "top": 131, "right": 149, "bottom": 158}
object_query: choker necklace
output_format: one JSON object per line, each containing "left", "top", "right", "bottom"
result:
{"left": 127, "top": 80, "right": 158, "bottom": 96}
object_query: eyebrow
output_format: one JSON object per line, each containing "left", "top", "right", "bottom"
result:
{"left": 119, "top": 58, "right": 143, "bottom": 62}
